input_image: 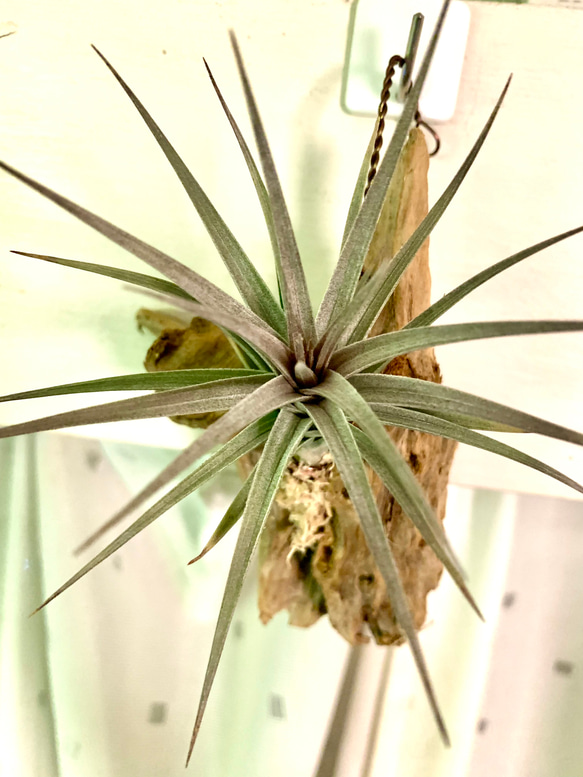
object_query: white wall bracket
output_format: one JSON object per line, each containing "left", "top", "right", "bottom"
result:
{"left": 343, "top": 0, "right": 470, "bottom": 123}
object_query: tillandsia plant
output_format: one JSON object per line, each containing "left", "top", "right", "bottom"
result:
{"left": 2, "top": 0, "right": 583, "bottom": 764}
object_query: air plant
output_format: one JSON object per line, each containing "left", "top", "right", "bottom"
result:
{"left": 1, "top": 0, "right": 583, "bottom": 765}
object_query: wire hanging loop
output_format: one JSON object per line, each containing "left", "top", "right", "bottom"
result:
{"left": 364, "top": 10, "right": 442, "bottom": 199}
{"left": 364, "top": 56, "right": 441, "bottom": 201}
{"left": 363, "top": 54, "right": 405, "bottom": 198}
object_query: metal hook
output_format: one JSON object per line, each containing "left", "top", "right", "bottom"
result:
{"left": 415, "top": 111, "right": 441, "bottom": 157}
{"left": 397, "top": 12, "right": 424, "bottom": 103}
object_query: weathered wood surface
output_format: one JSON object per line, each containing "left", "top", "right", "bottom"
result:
{"left": 136, "top": 308, "right": 241, "bottom": 428}
{"left": 256, "top": 128, "right": 457, "bottom": 644}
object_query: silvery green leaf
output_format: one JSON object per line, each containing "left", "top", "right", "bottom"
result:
{"left": 32, "top": 379, "right": 301, "bottom": 612}
{"left": 343, "top": 76, "right": 512, "bottom": 347}
{"left": 0, "top": 369, "right": 266, "bottom": 403}
{"left": 0, "top": 160, "right": 275, "bottom": 335}
{"left": 187, "top": 467, "right": 256, "bottom": 565}
{"left": 0, "top": 374, "right": 272, "bottom": 438}
{"left": 11, "top": 250, "right": 194, "bottom": 300}
{"left": 350, "top": 374, "right": 583, "bottom": 446}
{"left": 202, "top": 59, "right": 286, "bottom": 312}
{"left": 370, "top": 404, "right": 583, "bottom": 497}
{"left": 332, "top": 320, "right": 583, "bottom": 376}
{"left": 305, "top": 372, "right": 481, "bottom": 616}
{"left": 75, "top": 416, "right": 270, "bottom": 555}
{"left": 9, "top": 249, "right": 272, "bottom": 373}
{"left": 409, "top": 411, "right": 522, "bottom": 433}
{"left": 186, "top": 409, "right": 311, "bottom": 763}
{"left": 305, "top": 370, "right": 468, "bottom": 583}
{"left": 91, "top": 46, "right": 287, "bottom": 339}
{"left": 305, "top": 399, "right": 449, "bottom": 746}
{"left": 38, "top": 413, "right": 277, "bottom": 608}
{"left": 229, "top": 32, "right": 316, "bottom": 356}
{"left": 315, "top": 74, "right": 511, "bottom": 371}
{"left": 406, "top": 226, "right": 583, "bottom": 329}
{"left": 225, "top": 335, "right": 272, "bottom": 372}
{"left": 65, "top": 377, "right": 300, "bottom": 557}
{"left": 131, "top": 288, "right": 294, "bottom": 378}
{"left": 340, "top": 122, "right": 380, "bottom": 248}
{"left": 352, "top": 427, "right": 482, "bottom": 617}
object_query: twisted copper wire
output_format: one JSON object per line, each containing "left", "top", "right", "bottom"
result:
{"left": 363, "top": 54, "right": 405, "bottom": 198}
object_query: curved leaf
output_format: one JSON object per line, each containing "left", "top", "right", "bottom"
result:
{"left": 187, "top": 467, "right": 256, "bottom": 565}
{"left": 370, "top": 404, "right": 583, "bottom": 497}
{"left": 345, "top": 76, "right": 512, "bottom": 346}
{"left": 352, "top": 427, "right": 481, "bottom": 618}
{"left": 305, "top": 370, "right": 476, "bottom": 599}
{"left": 331, "top": 320, "right": 583, "bottom": 376}
{"left": 0, "top": 160, "right": 276, "bottom": 336}
{"left": 38, "top": 414, "right": 275, "bottom": 608}
{"left": 186, "top": 409, "right": 311, "bottom": 764}
{"left": 406, "top": 225, "right": 583, "bottom": 329}
{"left": 202, "top": 59, "right": 285, "bottom": 313}
{"left": 32, "top": 377, "right": 301, "bottom": 612}
{"left": 0, "top": 374, "right": 272, "bottom": 438}
{"left": 315, "top": 73, "right": 511, "bottom": 368}
{"left": 132, "top": 288, "right": 294, "bottom": 379}
{"left": 350, "top": 373, "right": 583, "bottom": 446}
{"left": 9, "top": 249, "right": 271, "bottom": 373}
{"left": 91, "top": 46, "right": 287, "bottom": 339}
{"left": 229, "top": 32, "right": 316, "bottom": 356}
{"left": 77, "top": 377, "right": 298, "bottom": 553}
{"left": 305, "top": 399, "right": 449, "bottom": 746}
{"left": 75, "top": 416, "right": 270, "bottom": 555}
{"left": 340, "top": 121, "right": 381, "bottom": 249}
{"left": 11, "top": 250, "right": 194, "bottom": 300}
{"left": 0, "top": 369, "right": 266, "bottom": 403}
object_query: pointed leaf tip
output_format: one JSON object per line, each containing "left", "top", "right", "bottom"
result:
{"left": 228, "top": 29, "right": 316, "bottom": 354}
{"left": 305, "top": 399, "right": 450, "bottom": 747}
{"left": 185, "top": 411, "right": 309, "bottom": 762}
{"left": 91, "top": 42, "right": 287, "bottom": 336}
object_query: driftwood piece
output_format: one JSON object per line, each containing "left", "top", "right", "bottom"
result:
{"left": 136, "top": 308, "right": 241, "bottom": 428}
{"left": 256, "top": 128, "right": 457, "bottom": 644}
{"left": 137, "top": 128, "right": 457, "bottom": 645}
